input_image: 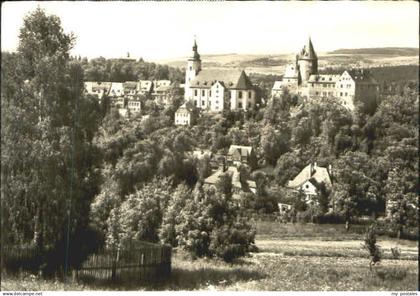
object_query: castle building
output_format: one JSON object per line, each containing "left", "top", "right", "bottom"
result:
{"left": 184, "top": 40, "right": 256, "bottom": 112}
{"left": 272, "top": 38, "right": 379, "bottom": 111}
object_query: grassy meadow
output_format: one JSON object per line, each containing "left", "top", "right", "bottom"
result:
{"left": 2, "top": 222, "right": 418, "bottom": 291}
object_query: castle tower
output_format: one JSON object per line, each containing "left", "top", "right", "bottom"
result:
{"left": 297, "top": 37, "right": 318, "bottom": 83}
{"left": 185, "top": 38, "right": 202, "bottom": 100}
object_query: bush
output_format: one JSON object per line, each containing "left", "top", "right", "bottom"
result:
{"left": 209, "top": 219, "right": 256, "bottom": 262}
{"left": 362, "top": 224, "right": 381, "bottom": 270}
{"left": 163, "top": 179, "right": 256, "bottom": 262}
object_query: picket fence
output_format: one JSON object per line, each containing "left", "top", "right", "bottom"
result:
{"left": 76, "top": 243, "right": 172, "bottom": 283}
{"left": 2, "top": 242, "right": 172, "bottom": 284}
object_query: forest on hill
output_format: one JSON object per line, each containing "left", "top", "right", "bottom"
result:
{"left": 329, "top": 47, "right": 419, "bottom": 56}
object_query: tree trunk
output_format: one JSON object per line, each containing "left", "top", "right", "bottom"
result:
{"left": 397, "top": 228, "right": 402, "bottom": 240}
{"left": 345, "top": 220, "right": 350, "bottom": 232}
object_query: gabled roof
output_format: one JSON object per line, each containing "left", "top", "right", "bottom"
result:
{"left": 345, "top": 70, "right": 378, "bottom": 85}
{"left": 155, "top": 85, "right": 172, "bottom": 92}
{"left": 175, "top": 103, "right": 193, "bottom": 114}
{"left": 287, "top": 163, "right": 332, "bottom": 189}
{"left": 308, "top": 74, "right": 340, "bottom": 83}
{"left": 272, "top": 81, "right": 283, "bottom": 90}
{"left": 228, "top": 145, "right": 253, "bottom": 157}
{"left": 123, "top": 81, "right": 138, "bottom": 90}
{"left": 190, "top": 69, "right": 253, "bottom": 90}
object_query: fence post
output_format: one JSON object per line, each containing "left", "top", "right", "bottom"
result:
{"left": 111, "top": 250, "right": 116, "bottom": 284}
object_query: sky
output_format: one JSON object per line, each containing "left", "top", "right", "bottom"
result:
{"left": 1, "top": 1, "right": 419, "bottom": 61}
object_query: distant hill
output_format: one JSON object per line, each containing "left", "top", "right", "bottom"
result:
{"left": 155, "top": 47, "right": 418, "bottom": 75}
{"left": 329, "top": 47, "right": 419, "bottom": 56}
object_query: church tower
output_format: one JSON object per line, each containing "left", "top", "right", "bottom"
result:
{"left": 185, "top": 39, "right": 202, "bottom": 100}
{"left": 297, "top": 37, "right": 318, "bottom": 83}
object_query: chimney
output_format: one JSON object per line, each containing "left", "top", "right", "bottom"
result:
{"left": 310, "top": 163, "right": 314, "bottom": 176}
{"left": 219, "top": 158, "right": 227, "bottom": 172}
{"left": 328, "top": 164, "right": 332, "bottom": 178}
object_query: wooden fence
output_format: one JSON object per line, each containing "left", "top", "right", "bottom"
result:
{"left": 2, "top": 242, "right": 172, "bottom": 284}
{"left": 76, "top": 243, "right": 172, "bottom": 283}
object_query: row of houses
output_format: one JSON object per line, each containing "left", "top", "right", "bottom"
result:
{"left": 84, "top": 80, "right": 177, "bottom": 116}
{"left": 271, "top": 38, "right": 379, "bottom": 111}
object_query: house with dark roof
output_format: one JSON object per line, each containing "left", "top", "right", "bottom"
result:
{"left": 184, "top": 39, "right": 256, "bottom": 112}
{"left": 204, "top": 165, "right": 257, "bottom": 198}
{"left": 286, "top": 162, "right": 332, "bottom": 203}
{"left": 84, "top": 82, "right": 111, "bottom": 100}
{"left": 227, "top": 145, "right": 257, "bottom": 169}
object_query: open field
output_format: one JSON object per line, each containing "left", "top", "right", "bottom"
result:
{"left": 2, "top": 222, "right": 417, "bottom": 291}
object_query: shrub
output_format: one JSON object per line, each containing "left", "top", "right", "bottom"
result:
{"left": 162, "top": 177, "right": 256, "bottom": 262}
{"left": 390, "top": 247, "right": 401, "bottom": 260}
{"left": 209, "top": 218, "right": 256, "bottom": 262}
{"left": 362, "top": 224, "right": 381, "bottom": 270}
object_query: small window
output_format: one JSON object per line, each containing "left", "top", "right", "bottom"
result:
{"left": 340, "top": 92, "right": 343, "bottom": 97}
{"left": 238, "top": 102, "right": 242, "bottom": 108}
{"left": 306, "top": 184, "right": 309, "bottom": 189}
{"left": 248, "top": 91, "right": 251, "bottom": 98}
{"left": 209, "top": 90, "right": 212, "bottom": 96}
{"left": 202, "top": 100, "right": 205, "bottom": 106}
{"left": 194, "top": 90, "right": 198, "bottom": 96}
{"left": 202, "top": 90, "right": 205, "bottom": 96}
{"left": 238, "top": 91, "right": 242, "bottom": 99}
{"left": 189, "top": 66, "right": 192, "bottom": 70}
{"left": 194, "top": 100, "right": 197, "bottom": 106}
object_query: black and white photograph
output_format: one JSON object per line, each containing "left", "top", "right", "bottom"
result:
{"left": 1, "top": 1, "right": 418, "bottom": 293}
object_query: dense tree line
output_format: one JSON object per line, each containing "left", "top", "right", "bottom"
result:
{"left": 74, "top": 55, "right": 185, "bottom": 83}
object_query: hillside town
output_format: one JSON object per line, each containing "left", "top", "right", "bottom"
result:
{"left": 78, "top": 37, "right": 415, "bottom": 217}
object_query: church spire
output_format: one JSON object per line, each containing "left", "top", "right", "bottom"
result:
{"left": 191, "top": 36, "right": 200, "bottom": 60}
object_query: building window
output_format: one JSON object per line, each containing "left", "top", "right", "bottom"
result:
{"left": 194, "top": 90, "right": 198, "bottom": 96}
{"left": 248, "top": 91, "right": 252, "bottom": 98}
{"left": 202, "top": 90, "right": 205, "bottom": 96}
{"left": 311, "top": 83, "right": 314, "bottom": 87}
{"left": 340, "top": 92, "right": 343, "bottom": 97}
{"left": 202, "top": 100, "right": 205, "bottom": 106}
{"left": 209, "top": 90, "right": 212, "bottom": 96}
{"left": 238, "top": 91, "right": 242, "bottom": 99}
{"left": 315, "top": 92, "right": 319, "bottom": 95}
{"left": 189, "top": 66, "right": 192, "bottom": 70}
{"left": 238, "top": 102, "right": 242, "bottom": 108}
{"left": 194, "top": 100, "right": 197, "bottom": 106}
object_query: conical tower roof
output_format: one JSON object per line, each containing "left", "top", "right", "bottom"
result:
{"left": 298, "top": 37, "right": 317, "bottom": 60}
{"left": 306, "top": 37, "right": 317, "bottom": 59}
